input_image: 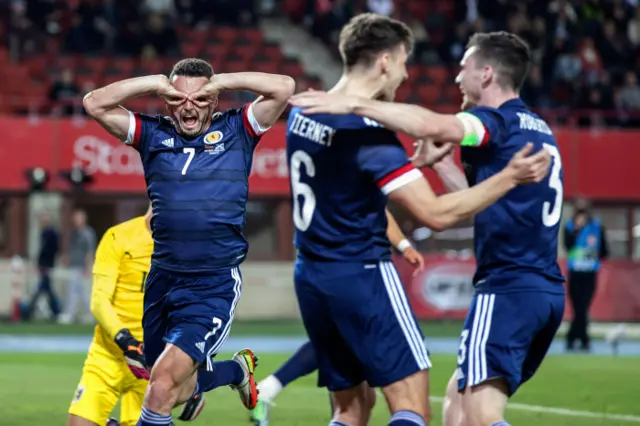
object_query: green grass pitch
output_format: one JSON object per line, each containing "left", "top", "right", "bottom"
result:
{"left": 2, "top": 352, "right": 638, "bottom": 426}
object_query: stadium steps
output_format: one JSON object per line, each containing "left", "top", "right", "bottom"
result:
{"left": 259, "top": 17, "right": 341, "bottom": 89}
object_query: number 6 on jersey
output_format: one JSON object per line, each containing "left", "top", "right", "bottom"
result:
{"left": 290, "top": 150, "right": 316, "bottom": 231}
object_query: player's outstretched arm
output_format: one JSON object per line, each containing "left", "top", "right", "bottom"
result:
{"left": 289, "top": 91, "right": 465, "bottom": 142}
{"left": 192, "top": 72, "right": 295, "bottom": 130}
{"left": 390, "top": 144, "right": 550, "bottom": 231}
{"left": 83, "top": 75, "right": 185, "bottom": 142}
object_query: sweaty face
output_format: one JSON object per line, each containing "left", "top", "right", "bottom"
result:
{"left": 167, "top": 76, "right": 216, "bottom": 137}
{"left": 456, "top": 47, "right": 484, "bottom": 109}
{"left": 381, "top": 45, "right": 409, "bottom": 101}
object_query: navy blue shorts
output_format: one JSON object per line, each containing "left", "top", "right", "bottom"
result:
{"left": 456, "top": 288, "right": 565, "bottom": 396}
{"left": 142, "top": 264, "right": 242, "bottom": 370}
{"left": 295, "top": 258, "right": 431, "bottom": 391}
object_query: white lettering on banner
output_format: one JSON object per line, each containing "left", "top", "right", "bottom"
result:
{"left": 250, "top": 148, "right": 288, "bottom": 179}
{"left": 420, "top": 263, "right": 476, "bottom": 310}
{"left": 73, "top": 136, "right": 143, "bottom": 175}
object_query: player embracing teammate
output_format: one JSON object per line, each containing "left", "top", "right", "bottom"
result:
{"left": 292, "top": 15, "right": 564, "bottom": 426}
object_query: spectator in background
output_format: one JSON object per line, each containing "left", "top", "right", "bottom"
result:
{"left": 367, "top": 0, "right": 393, "bottom": 17}
{"left": 577, "top": 37, "right": 603, "bottom": 84}
{"left": 597, "top": 20, "right": 631, "bottom": 77}
{"left": 140, "top": 12, "right": 179, "bottom": 56}
{"left": 49, "top": 69, "right": 80, "bottom": 116}
{"left": 25, "top": 212, "right": 61, "bottom": 322}
{"left": 143, "top": 0, "right": 174, "bottom": 15}
{"left": 439, "top": 22, "right": 469, "bottom": 72}
{"left": 564, "top": 199, "right": 609, "bottom": 352}
{"left": 617, "top": 71, "right": 640, "bottom": 125}
{"left": 58, "top": 209, "right": 96, "bottom": 324}
{"left": 521, "top": 66, "right": 551, "bottom": 108}
{"left": 626, "top": 5, "right": 640, "bottom": 47}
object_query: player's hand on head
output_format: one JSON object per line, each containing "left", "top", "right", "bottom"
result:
{"left": 507, "top": 143, "right": 552, "bottom": 185}
{"left": 289, "top": 91, "right": 357, "bottom": 115}
{"left": 411, "top": 139, "right": 454, "bottom": 168}
{"left": 188, "top": 81, "right": 220, "bottom": 109}
{"left": 402, "top": 246, "right": 425, "bottom": 276}
{"left": 156, "top": 77, "right": 187, "bottom": 106}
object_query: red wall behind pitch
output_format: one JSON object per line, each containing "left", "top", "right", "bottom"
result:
{"left": 0, "top": 117, "right": 639, "bottom": 199}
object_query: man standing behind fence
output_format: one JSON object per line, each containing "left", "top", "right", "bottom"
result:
{"left": 59, "top": 209, "right": 96, "bottom": 324}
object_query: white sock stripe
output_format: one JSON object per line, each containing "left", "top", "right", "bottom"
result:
{"left": 386, "top": 263, "right": 432, "bottom": 369}
{"left": 467, "top": 294, "right": 485, "bottom": 385}
{"left": 479, "top": 294, "right": 496, "bottom": 382}
{"left": 141, "top": 408, "right": 171, "bottom": 419}
{"left": 391, "top": 410, "right": 426, "bottom": 426}
{"left": 380, "top": 262, "right": 430, "bottom": 370}
{"left": 140, "top": 408, "right": 172, "bottom": 424}
{"left": 205, "top": 267, "right": 243, "bottom": 370}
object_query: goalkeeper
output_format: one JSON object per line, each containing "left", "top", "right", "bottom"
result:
{"left": 67, "top": 207, "right": 153, "bottom": 426}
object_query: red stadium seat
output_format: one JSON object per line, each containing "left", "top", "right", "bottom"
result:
{"left": 424, "top": 66, "right": 451, "bottom": 85}
{"left": 417, "top": 85, "right": 441, "bottom": 104}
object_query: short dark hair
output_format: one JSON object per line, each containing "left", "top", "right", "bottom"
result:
{"left": 169, "top": 58, "right": 214, "bottom": 80}
{"left": 467, "top": 31, "right": 531, "bottom": 91}
{"left": 339, "top": 13, "right": 413, "bottom": 69}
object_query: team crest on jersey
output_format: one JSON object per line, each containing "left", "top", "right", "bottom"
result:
{"left": 204, "top": 131, "right": 224, "bottom": 145}
{"left": 203, "top": 131, "right": 225, "bottom": 155}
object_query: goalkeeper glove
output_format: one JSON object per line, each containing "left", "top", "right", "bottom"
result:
{"left": 114, "top": 328, "right": 149, "bottom": 380}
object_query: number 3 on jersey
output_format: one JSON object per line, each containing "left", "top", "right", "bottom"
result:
{"left": 290, "top": 150, "right": 316, "bottom": 231}
{"left": 542, "top": 143, "right": 563, "bottom": 227}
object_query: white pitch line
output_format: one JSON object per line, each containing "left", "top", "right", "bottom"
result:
{"left": 290, "top": 387, "right": 640, "bottom": 423}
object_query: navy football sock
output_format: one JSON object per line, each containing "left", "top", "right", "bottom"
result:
{"left": 491, "top": 422, "right": 510, "bottom": 426}
{"left": 274, "top": 340, "right": 318, "bottom": 387}
{"left": 388, "top": 410, "right": 426, "bottom": 426}
{"left": 137, "top": 407, "right": 172, "bottom": 426}
{"left": 328, "top": 422, "right": 348, "bottom": 426}
{"left": 196, "top": 360, "right": 244, "bottom": 392}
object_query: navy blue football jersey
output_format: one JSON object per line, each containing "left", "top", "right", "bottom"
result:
{"left": 458, "top": 98, "right": 565, "bottom": 292}
{"left": 286, "top": 107, "right": 422, "bottom": 261}
{"left": 125, "top": 103, "right": 266, "bottom": 273}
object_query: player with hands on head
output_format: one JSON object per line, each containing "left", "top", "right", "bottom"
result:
{"left": 84, "top": 58, "right": 295, "bottom": 426}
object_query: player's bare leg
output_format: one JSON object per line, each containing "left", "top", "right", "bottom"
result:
{"left": 460, "top": 379, "right": 509, "bottom": 426}
{"left": 380, "top": 369, "right": 431, "bottom": 426}
{"left": 442, "top": 371, "right": 467, "bottom": 426}
{"left": 67, "top": 414, "right": 100, "bottom": 426}
{"left": 330, "top": 382, "right": 374, "bottom": 426}
{"left": 142, "top": 344, "right": 198, "bottom": 418}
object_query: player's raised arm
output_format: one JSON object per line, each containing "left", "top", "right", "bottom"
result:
{"left": 391, "top": 143, "right": 550, "bottom": 231}
{"left": 190, "top": 72, "right": 295, "bottom": 132}
{"left": 83, "top": 75, "right": 186, "bottom": 142}
{"left": 290, "top": 91, "right": 465, "bottom": 143}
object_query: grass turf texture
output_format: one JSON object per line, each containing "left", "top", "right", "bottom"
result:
{"left": 2, "top": 352, "right": 637, "bottom": 426}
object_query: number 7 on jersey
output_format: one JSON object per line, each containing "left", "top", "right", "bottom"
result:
{"left": 182, "top": 147, "right": 195, "bottom": 175}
